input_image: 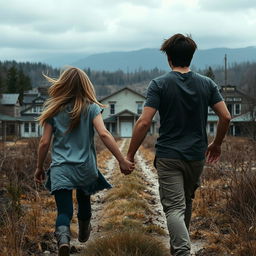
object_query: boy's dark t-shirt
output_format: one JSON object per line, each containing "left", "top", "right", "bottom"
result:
{"left": 145, "top": 71, "right": 223, "bottom": 161}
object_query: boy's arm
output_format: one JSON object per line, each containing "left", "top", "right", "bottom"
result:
{"left": 206, "top": 101, "right": 231, "bottom": 163}
{"left": 35, "top": 122, "right": 53, "bottom": 182}
{"left": 127, "top": 106, "right": 157, "bottom": 162}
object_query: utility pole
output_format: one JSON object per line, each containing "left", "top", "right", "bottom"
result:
{"left": 224, "top": 54, "right": 227, "bottom": 86}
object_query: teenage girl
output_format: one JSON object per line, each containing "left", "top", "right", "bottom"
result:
{"left": 34, "top": 67, "right": 134, "bottom": 256}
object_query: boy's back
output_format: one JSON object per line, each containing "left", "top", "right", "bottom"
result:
{"left": 145, "top": 71, "right": 223, "bottom": 160}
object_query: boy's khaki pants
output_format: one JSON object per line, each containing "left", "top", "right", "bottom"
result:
{"left": 155, "top": 158, "right": 204, "bottom": 256}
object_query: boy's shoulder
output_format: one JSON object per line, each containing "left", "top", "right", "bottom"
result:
{"left": 193, "top": 72, "right": 213, "bottom": 82}
{"left": 153, "top": 72, "right": 173, "bottom": 83}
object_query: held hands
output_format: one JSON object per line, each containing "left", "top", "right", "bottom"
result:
{"left": 119, "top": 157, "right": 135, "bottom": 175}
{"left": 34, "top": 167, "right": 45, "bottom": 183}
{"left": 206, "top": 142, "right": 221, "bottom": 164}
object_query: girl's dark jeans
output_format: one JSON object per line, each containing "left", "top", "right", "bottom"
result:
{"left": 53, "top": 189, "right": 91, "bottom": 227}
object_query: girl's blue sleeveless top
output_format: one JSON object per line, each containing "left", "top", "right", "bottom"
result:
{"left": 45, "top": 103, "right": 112, "bottom": 195}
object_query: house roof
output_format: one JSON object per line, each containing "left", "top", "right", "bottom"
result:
{"left": 232, "top": 112, "right": 256, "bottom": 122}
{"left": 23, "top": 95, "right": 47, "bottom": 105}
{"left": 0, "top": 94, "right": 19, "bottom": 105}
{"left": 220, "top": 85, "right": 256, "bottom": 101}
{"left": 19, "top": 116, "right": 38, "bottom": 122}
{"left": 207, "top": 115, "right": 219, "bottom": 122}
{"left": 103, "top": 109, "right": 156, "bottom": 123}
{"left": 104, "top": 109, "right": 139, "bottom": 122}
{"left": 0, "top": 114, "right": 20, "bottom": 121}
{"left": 23, "top": 95, "right": 38, "bottom": 104}
{"left": 99, "top": 86, "right": 146, "bottom": 102}
{"left": 38, "top": 86, "right": 49, "bottom": 96}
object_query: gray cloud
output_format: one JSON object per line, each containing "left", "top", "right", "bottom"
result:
{"left": 199, "top": 0, "right": 256, "bottom": 12}
{"left": 0, "top": 0, "right": 256, "bottom": 62}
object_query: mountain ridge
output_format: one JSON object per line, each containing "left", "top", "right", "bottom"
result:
{"left": 68, "top": 46, "right": 256, "bottom": 71}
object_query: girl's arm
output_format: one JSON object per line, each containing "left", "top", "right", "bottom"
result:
{"left": 34, "top": 122, "right": 53, "bottom": 183}
{"left": 93, "top": 113, "right": 134, "bottom": 173}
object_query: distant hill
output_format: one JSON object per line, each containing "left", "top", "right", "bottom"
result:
{"left": 70, "top": 47, "right": 256, "bottom": 71}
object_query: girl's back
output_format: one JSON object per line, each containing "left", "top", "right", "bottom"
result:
{"left": 49, "top": 103, "right": 101, "bottom": 166}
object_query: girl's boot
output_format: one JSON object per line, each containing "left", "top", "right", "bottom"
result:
{"left": 55, "top": 225, "right": 70, "bottom": 256}
{"left": 78, "top": 218, "right": 91, "bottom": 242}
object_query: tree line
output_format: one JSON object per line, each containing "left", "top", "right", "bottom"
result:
{"left": 0, "top": 64, "right": 32, "bottom": 104}
{"left": 0, "top": 60, "right": 255, "bottom": 99}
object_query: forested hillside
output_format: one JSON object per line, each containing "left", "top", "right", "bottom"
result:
{"left": 0, "top": 60, "right": 255, "bottom": 98}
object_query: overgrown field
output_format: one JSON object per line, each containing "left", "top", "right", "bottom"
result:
{"left": 0, "top": 137, "right": 169, "bottom": 256}
{"left": 1, "top": 136, "right": 255, "bottom": 256}
{"left": 143, "top": 135, "right": 256, "bottom": 256}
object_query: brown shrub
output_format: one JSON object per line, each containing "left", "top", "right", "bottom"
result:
{"left": 82, "top": 232, "right": 169, "bottom": 256}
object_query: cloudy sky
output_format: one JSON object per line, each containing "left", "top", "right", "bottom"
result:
{"left": 1, "top": 0, "right": 256, "bottom": 62}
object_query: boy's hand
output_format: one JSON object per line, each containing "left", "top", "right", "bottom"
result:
{"left": 119, "top": 159, "right": 135, "bottom": 175}
{"left": 34, "top": 168, "right": 45, "bottom": 183}
{"left": 206, "top": 142, "right": 221, "bottom": 164}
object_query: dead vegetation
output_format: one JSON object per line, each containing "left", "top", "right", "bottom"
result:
{"left": 0, "top": 138, "right": 54, "bottom": 255}
{"left": 2, "top": 135, "right": 255, "bottom": 255}
{"left": 142, "top": 135, "right": 256, "bottom": 255}
{"left": 192, "top": 137, "right": 256, "bottom": 255}
{"left": 82, "top": 232, "right": 169, "bottom": 256}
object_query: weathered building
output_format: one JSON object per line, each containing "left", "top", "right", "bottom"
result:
{"left": 100, "top": 87, "right": 156, "bottom": 137}
{"left": 207, "top": 85, "right": 256, "bottom": 137}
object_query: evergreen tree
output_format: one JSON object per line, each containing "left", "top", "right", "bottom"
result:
{"left": 0, "top": 75, "right": 4, "bottom": 93}
{"left": 205, "top": 66, "right": 215, "bottom": 81}
{"left": 17, "top": 69, "right": 32, "bottom": 104}
{"left": 6, "top": 66, "right": 19, "bottom": 93}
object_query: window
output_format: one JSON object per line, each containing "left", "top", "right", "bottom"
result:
{"left": 33, "top": 106, "right": 37, "bottom": 113}
{"left": 137, "top": 102, "right": 143, "bottom": 114}
{"left": 24, "top": 122, "right": 29, "bottom": 133}
{"left": 227, "top": 104, "right": 233, "bottom": 115}
{"left": 15, "top": 108, "right": 20, "bottom": 117}
{"left": 31, "top": 123, "right": 36, "bottom": 132}
{"left": 39, "top": 106, "right": 43, "bottom": 112}
{"left": 209, "top": 123, "right": 214, "bottom": 133}
{"left": 111, "top": 123, "right": 116, "bottom": 133}
{"left": 234, "top": 104, "right": 241, "bottom": 115}
{"left": 110, "top": 104, "right": 115, "bottom": 115}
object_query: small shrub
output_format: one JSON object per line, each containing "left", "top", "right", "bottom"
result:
{"left": 82, "top": 232, "right": 169, "bottom": 256}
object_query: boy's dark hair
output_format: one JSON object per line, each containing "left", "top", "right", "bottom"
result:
{"left": 160, "top": 34, "right": 197, "bottom": 67}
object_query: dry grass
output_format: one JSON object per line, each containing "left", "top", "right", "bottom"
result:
{"left": 0, "top": 139, "right": 55, "bottom": 255}
{"left": 81, "top": 232, "right": 169, "bottom": 256}
{"left": 192, "top": 137, "right": 256, "bottom": 255}
{"left": 100, "top": 162, "right": 165, "bottom": 235}
{"left": 139, "top": 135, "right": 256, "bottom": 255}
{"left": 0, "top": 137, "right": 116, "bottom": 255}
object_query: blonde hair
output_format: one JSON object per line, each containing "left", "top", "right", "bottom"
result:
{"left": 38, "top": 67, "right": 105, "bottom": 132}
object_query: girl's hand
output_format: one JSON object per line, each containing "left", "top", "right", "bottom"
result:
{"left": 119, "top": 158, "right": 135, "bottom": 175}
{"left": 34, "top": 168, "right": 45, "bottom": 183}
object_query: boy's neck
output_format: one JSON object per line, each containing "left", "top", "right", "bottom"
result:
{"left": 172, "top": 66, "right": 191, "bottom": 74}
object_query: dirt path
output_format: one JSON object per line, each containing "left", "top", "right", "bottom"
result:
{"left": 136, "top": 148, "right": 205, "bottom": 255}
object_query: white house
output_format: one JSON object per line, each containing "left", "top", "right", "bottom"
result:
{"left": 99, "top": 87, "right": 157, "bottom": 137}
{"left": 20, "top": 95, "right": 47, "bottom": 138}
